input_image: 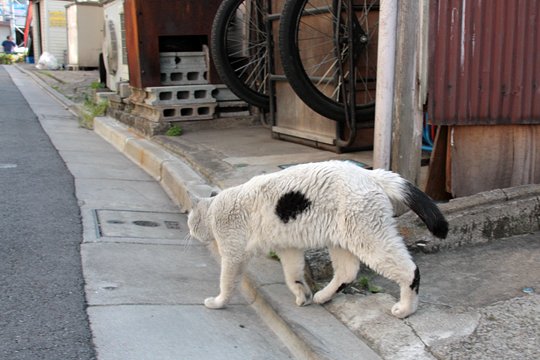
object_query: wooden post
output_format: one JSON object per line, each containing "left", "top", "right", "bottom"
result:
{"left": 390, "top": 0, "right": 424, "bottom": 185}
{"left": 373, "top": 0, "right": 398, "bottom": 170}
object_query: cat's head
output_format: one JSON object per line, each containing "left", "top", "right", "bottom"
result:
{"left": 187, "top": 197, "right": 214, "bottom": 244}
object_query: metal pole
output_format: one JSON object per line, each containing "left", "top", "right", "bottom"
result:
{"left": 372, "top": 0, "right": 397, "bottom": 170}
{"left": 10, "top": 0, "right": 17, "bottom": 41}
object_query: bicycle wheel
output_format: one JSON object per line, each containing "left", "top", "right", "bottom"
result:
{"left": 279, "top": 0, "right": 379, "bottom": 122}
{"left": 211, "top": 0, "right": 270, "bottom": 110}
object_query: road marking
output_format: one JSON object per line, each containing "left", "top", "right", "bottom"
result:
{"left": 0, "top": 164, "right": 17, "bottom": 169}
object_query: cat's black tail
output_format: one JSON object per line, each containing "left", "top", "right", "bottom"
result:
{"left": 402, "top": 181, "right": 448, "bottom": 239}
{"left": 368, "top": 169, "right": 449, "bottom": 239}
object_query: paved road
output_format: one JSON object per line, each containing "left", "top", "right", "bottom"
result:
{"left": 0, "top": 66, "right": 96, "bottom": 359}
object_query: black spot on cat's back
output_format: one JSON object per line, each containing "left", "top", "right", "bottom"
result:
{"left": 275, "top": 191, "right": 312, "bottom": 223}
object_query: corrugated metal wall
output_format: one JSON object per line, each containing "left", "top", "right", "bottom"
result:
{"left": 428, "top": 0, "right": 540, "bottom": 125}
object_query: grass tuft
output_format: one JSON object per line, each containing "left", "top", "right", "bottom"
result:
{"left": 165, "top": 125, "right": 183, "bottom": 136}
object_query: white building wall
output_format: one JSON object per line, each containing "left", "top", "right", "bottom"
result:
{"left": 42, "top": 0, "right": 68, "bottom": 64}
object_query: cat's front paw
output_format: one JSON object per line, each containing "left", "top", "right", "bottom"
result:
{"left": 295, "top": 291, "right": 313, "bottom": 307}
{"left": 391, "top": 300, "right": 417, "bottom": 318}
{"left": 204, "top": 296, "right": 226, "bottom": 309}
{"left": 313, "top": 290, "right": 332, "bottom": 305}
{"left": 292, "top": 284, "right": 312, "bottom": 306}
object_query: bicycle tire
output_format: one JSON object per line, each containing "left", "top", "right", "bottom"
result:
{"left": 279, "top": 0, "right": 378, "bottom": 122}
{"left": 211, "top": 0, "right": 270, "bottom": 110}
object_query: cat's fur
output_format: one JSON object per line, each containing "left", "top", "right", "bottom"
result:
{"left": 188, "top": 160, "right": 448, "bottom": 318}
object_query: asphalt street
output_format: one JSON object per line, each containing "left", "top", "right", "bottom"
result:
{"left": 0, "top": 66, "right": 96, "bottom": 359}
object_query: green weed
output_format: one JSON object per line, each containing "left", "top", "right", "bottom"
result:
{"left": 90, "top": 81, "right": 105, "bottom": 90}
{"left": 166, "top": 125, "right": 183, "bottom": 136}
{"left": 80, "top": 98, "right": 108, "bottom": 129}
{"left": 0, "top": 53, "right": 25, "bottom": 64}
{"left": 357, "top": 276, "right": 383, "bottom": 293}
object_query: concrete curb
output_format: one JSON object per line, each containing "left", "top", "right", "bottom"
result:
{"left": 14, "top": 64, "right": 84, "bottom": 119}
{"left": 94, "top": 116, "right": 217, "bottom": 212}
{"left": 93, "top": 115, "right": 382, "bottom": 359}
{"left": 399, "top": 185, "right": 540, "bottom": 253}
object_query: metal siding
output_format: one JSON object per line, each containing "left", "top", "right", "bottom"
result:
{"left": 429, "top": 0, "right": 540, "bottom": 125}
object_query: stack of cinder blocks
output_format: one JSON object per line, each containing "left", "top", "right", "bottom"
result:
{"left": 131, "top": 52, "right": 249, "bottom": 123}
{"left": 160, "top": 52, "right": 208, "bottom": 86}
{"left": 212, "top": 84, "right": 251, "bottom": 118}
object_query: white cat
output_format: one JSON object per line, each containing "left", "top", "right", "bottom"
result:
{"left": 188, "top": 160, "right": 448, "bottom": 318}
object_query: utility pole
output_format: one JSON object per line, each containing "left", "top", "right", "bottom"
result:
{"left": 10, "top": 0, "right": 16, "bottom": 41}
{"left": 373, "top": 0, "right": 398, "bottom": 170}
{"left": 390, "top": 0, "right": 425, "bottom": 185}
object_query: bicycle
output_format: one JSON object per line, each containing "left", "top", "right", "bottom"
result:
{"left": 211, "top": 0, "right": 379, "bottom": 123}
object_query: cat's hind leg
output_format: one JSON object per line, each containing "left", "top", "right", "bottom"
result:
{"left": 350, "top": 237, "right": 419, "bottom": 318}
{"left": 276, "top": 248, "right": 313, "bottom": 306}
{"left": 313, "top": 247, "right": 360, "bottom": 304}
{"left": 204, "top": 256, "right": 244, "bottom": 309}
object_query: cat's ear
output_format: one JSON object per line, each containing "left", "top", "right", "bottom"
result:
{"left": 185, "top": 189, "right": 219, "bottom": 212}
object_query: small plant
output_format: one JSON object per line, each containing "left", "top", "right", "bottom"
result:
{"left": 268, "top": 251, "right": 280, "bottom": 261}
{"left": 166, "top": 125, "right": 183, "bottom": 136}
{"left": 80, "top": 99, "right": 108, "bottom": 129}
{"left": 0, "top": 53, "right": 25, "bottom": 64}
{"left": 357, "top": 276, "right": 382, "bottom": 293}
{"left": 90, "top": 81, "right": 106, "bottom": 90}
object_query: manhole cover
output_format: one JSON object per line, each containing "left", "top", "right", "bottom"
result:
{"left": 164, "top": 221, "right": 181, "bottom": 230}
{"left": 94, "top": 209, "right": 186, "bottom": 239}
{"left": 133, "top": 220, "right": 160, "bottom": 227}
{"left": 107, "top": 220, "right": 125, "bottom": 224}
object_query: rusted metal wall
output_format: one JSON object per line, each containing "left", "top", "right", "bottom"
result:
{"left": 124, "top": 0, "right": 221, "bottom": 89}
{"left": 428, "top": 0, "right": 540, "bottom": 125}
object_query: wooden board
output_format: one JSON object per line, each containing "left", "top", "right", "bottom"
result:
{"left": 450, "top": 125, "right": 540, "bottom": 197}
{"left": 274, "top": 81, "right": 337, "bottom": 141}
{"left": 271, "top": 0, "right": 378, "bottom": 151}
{"left": 424, "top": 126, "right": 452, "bottom": 200}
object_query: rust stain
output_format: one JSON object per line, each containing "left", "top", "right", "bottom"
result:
{"left": 429, "top": 0, "right": 540, "bottom": 125}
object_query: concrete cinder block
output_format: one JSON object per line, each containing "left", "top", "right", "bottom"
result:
{"left": 159, "top": 52, "right": 207, "bottom": 69}
{"left": 160, "top": 68, "right": 208, "bottom": 86}
{"left": 211, "top": 85, "right": 241, "bottom": 101}
{"left": 132, "top": 102, "right": 217, "bottom": 122}
{"left": 144, "top": 85, "right": 217, "bottom": 106}
{"left": 95, "top": 91, "right": 116, "bottom": 103}
{"left": 118, "top": 82, "right": 132, "bottom": 98}
{"left": 216, "top": 100, "right": 250, "bottom": 118}
{"left": 158, "top": 51, "right": 209, "bottom": 87}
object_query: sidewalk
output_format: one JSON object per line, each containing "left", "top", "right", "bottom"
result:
{"left": 4, "top": 65, "right": 296, "bottom": 360}
{"left": 11, "top": 64, "right": 540, "bottom": 360}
